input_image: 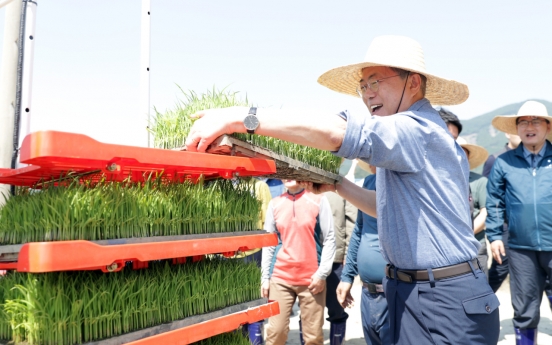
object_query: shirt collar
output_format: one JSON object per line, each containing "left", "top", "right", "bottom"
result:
{"left": 522, "top": 142, "right": 547, "bottom": 159}
{"left": 407, "top": 98, "right": 431, "bottom": 112}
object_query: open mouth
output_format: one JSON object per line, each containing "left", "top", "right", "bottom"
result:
{"left": 526, "top": 133, "right": 536, "bottom": 138}
{"left": 370, "top": 104, "right": 383, "bottom": 114}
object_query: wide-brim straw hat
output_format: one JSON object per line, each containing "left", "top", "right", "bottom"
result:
{"left": 356, "top": 159, "right": 372, "bottom": 173}
{"left": 456, "top": 137, "right": 489, "bottom": 170}
{"left": 317, "top": 35, "right": 469, "bottom": 106}
{"left": 492, "top": 100, "right": 552, "bottom": 141}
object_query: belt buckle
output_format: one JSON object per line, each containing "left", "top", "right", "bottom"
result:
{"left": 397, "top": 271, "right": 413, "bottom": 283}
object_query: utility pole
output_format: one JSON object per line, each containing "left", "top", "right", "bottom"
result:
{"left": 141, "top": 0, "right": 151, "bottom": 147}
{"left": 0, "top": 0, "right": 23, "bottom": 205}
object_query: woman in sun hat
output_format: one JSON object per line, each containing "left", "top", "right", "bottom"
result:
{"left": 185, "top": 35, "right": 499, "bottom": 345}
{"left": 486, "top": 100, "right": 552, "bottom": 345}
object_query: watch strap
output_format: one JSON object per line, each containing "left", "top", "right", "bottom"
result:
{"left": 246, "top": 107, "right": 258, "bottom": 134}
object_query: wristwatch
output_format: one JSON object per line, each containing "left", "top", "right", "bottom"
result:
{"left": 243, "top": 107, "right": 259, "bottom": 134}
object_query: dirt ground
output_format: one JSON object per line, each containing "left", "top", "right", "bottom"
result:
{"left": 276, "top": 276, "right": 552, "bottom": 345}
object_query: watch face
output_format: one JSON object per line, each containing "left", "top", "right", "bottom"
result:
{"left": 244, "top": 115, "right": 260, "bottom": 130}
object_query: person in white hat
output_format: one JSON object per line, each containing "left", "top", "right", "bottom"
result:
{"left": 456, "top": 137, "right": 490, "bottom": 276}
{"left": 185, "top": 35, "right": 499, "bottom": 345}
{"left": 486, "top": 100, "right": 552, "bottom": 345}
{"left": 437, "top": 108, "right": 491, "bottom": 278}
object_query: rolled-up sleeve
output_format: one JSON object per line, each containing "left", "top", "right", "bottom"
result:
{"left": 333, "top": 110, "right": 428, "bottom": 173}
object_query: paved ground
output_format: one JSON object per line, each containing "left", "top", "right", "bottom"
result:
{"left": 274, "top": 276, "right": 552, "bottom": 344}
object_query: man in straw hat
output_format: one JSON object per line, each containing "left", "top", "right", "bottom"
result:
{"left": 456, "top": 137, "right": 490, "bottom": 276}
{"left": 185, "top": 35, "right": 499, "bottom": 344}
{"left": 438, "top": 108, "right": 492, "bottom": 277}
{"left": 486, "top": 100, "right": 552, "bottom": 345}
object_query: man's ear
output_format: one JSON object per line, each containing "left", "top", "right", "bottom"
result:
{"left": 409, "top": 73, "right": 422, "bottom": 95}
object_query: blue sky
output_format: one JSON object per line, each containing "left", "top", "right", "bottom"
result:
{"left": 1, "top": 0, "right": 551, "bottom": 147}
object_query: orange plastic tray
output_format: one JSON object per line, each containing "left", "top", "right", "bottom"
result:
{"left": 0, "top": 232, "right": 278, "bottom": 272}
{"left": 126, "top": 300, "right": 279, "bottom": 345}
{"left": 0, "top": 131, "right": 276, "bottom": 186}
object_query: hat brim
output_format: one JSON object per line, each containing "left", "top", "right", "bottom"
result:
{"left": 492, "top": 115, "right": 552, "bottom": 142}
{"left": 317, "top": 61, "right": 469, "bottom": 106}
{"left": 460, "top": 143, "right": 489, "bottom": 170}
{"left": 356, "top": 159, "right": 372, "bottom": 173}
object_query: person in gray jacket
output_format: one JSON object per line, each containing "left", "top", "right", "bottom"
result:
{"left": 323, "top": 188, "right": 357, "bottom": 345}
{"left": 486, "top": 100, "right": 552, "bottom": 345}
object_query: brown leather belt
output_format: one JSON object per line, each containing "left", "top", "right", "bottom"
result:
{"left": 362, "top": 282, "right": 384, "bottom": 294}
{"left": 385, "top": 259, "right": 479, "bottom": 283}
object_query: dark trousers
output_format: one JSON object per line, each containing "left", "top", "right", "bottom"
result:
{"left": 383, "top": 265, "right": 500, "bottom": 345}
{"left": 325, "top": 262, "right": 349, "bottom": 323}
{"left": 509, "top": 248, "right": 552, "bottom": 329}
{"left": 477, "top": 240, "right": 489, "bottom": 278}
{"left": 360, "top": 288, "right": 390, "bottom": 345}
{"left": 488, "top": 230, "right": 510, "bottom": 292}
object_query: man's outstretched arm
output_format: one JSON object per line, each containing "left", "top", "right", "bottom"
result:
{"left": 184, "top": 106, "right": 347, "bottom": 152}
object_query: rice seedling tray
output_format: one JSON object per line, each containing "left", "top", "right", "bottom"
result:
{"left": 0, "top": 231, "right": 277, "bottom": 272}
{"left": 0, "top": 299, "right": 278, "bottom": 345}
{"left": 204, "top": 135, "right": 342, "bottom": 185}
{"left": 0, "top": 131, "right": 276, "bottom": 187}
{"left": 91, "top": 299, "right": 277, "bottom": 345}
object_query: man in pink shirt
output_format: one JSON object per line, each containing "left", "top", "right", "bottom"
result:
{"left": 261, "top": 179, "right": 336, "bottom": 345}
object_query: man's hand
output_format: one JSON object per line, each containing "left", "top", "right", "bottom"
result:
{"left": 491, "top": 240, "right": 506, "bottom": 265}
{"left": 336, "top": 281, "right": 354, "bottom": 308}
{"left": 297, "top": 181, "right": 336, "bottom": 194}
{"left": 184, "top": 106, "right": 248, "bottom": 152}
{"left": 261, "top": 280, "right": 270, "bottom": 298}
{"left": 308, "top": 277, "right": 326, "bottom": 295}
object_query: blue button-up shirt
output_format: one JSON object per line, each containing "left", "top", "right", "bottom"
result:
{"left": 522, "top": 143, "right": 547, "bottom": 168}
{"left": 334, "top": 98, "right": 479, "bottom": 269}
{"left": 341, "top": 174, "right": 388, "bottom": 284}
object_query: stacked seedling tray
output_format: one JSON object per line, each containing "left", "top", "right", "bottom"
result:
{"left": 149, "top": 88, "right": 343, "bottom": 186}
{"left": 0, "top": 90, "right": 343, "bottom": 344}
{"left": 0, "top": 131, "right": 279, "bottom": 345}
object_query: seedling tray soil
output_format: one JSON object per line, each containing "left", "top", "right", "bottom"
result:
{"left": 205, "top": 135, "right": 342, "bottom": 185}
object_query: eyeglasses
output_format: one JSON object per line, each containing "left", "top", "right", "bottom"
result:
{"left": 356, "top": 74, "right": 401, "bottom": 96}
{"left": 517, "top": 119, "right": 546, "bottom": 129}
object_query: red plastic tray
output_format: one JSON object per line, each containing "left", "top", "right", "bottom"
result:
{"left": 0, "top": 131, "right": 276, "bottom": 186}
{"left": 0, "top": 232, "right": 278, "bottom": 272}
{"left": 125, "top": 300, "right": 279, "bottom": 345}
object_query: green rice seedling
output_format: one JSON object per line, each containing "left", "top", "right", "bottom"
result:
{"left": 0, "top": 177, "right": 261, "bottom": 245}
{"left": 149, "top": 87, "right": 341, "bottom": 173}
{"left": 190, "top": 331, "right": 251, "bottom": 345}
{"left": 0, "top": 258, "right": 261, "bottom": 344}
